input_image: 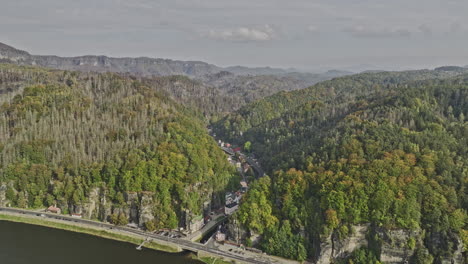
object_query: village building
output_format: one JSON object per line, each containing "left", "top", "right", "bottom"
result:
{"left": 224, "top": 202, "right": 239, "bottom": 215}
{"left": 225, "top": 192, "right": 242, "bottom": 215}
{"left": 215, "top": 231, "right": 226, "bottom": 242}
{"left": 184, "top": 210, "right": 205, "bottom": 233}
{"left": 190, "top": 215, "right": 205, "bottom": 233}
{"left": 47, "top": 205, "right": 61, "bottom": 214}
{"left": 240, "top": 180, "right": 248, "bottom": 193}
{"left": 71, "top": 213, "right": 82, "bottom": 218}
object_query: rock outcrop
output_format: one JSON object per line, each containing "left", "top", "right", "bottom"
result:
{"left": 377, "top": 228, "right": 420, "bottom": 264}
{"left": 125, "top": 192, "right": 139, "bottom": 224}
{"left": 440, "top": 237, "right": 464, "bottom": 264}
{"left": 137, "top": 192, "right": 155, "bottom": 226}
{"left": 316, "top": 225, "right": 369, "bottom": 264}
{"left": 334, "top": 225, "right": 369, "bottom": 259}
{"left": 71, "top": 189, "right": 156, "bottom": 226}
{"left": 313, "top": 225, "right": 466, "bottom": 264}
{"left": 426, "top": 231, "right": 466, "bottom": 264}
{"left": 0, "top": 184, "right": 7, "bottom": 207}
{"left": 80, "top": 187, "right": 111, "bottom": 220}
{"left": 226, "top": 217, "right": 248, "bottom": 243}
{"left": 316, "top": 234, "right": 333, "bottom": 264}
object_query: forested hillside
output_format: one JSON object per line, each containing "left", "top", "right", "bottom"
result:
{"left": 214, "top": 69, "right": 468, "bottom": 144}
{"left": 1, "top": 42, "right": 351, "bottom": 118}
{"left": 215, "top": 71, "right": 468, "bottom": 262}
{"left": 0, "top": 64, "right": 236, "bottom": 229}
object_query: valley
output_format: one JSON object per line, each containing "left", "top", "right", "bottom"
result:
{"left": 0, "top": 42, "right": 467, "bottom": 264}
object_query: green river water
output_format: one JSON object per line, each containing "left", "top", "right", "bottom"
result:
{"left": 0, "top": 220, "right": 202, "bottom": 264}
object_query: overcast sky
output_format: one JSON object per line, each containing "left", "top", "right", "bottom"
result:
{"left": 1, "top": 0, "right": 468, "bottom": 72}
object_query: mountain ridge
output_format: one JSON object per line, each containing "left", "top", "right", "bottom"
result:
{"left": 0, "top": 42, "right": 323, "bottom": 77}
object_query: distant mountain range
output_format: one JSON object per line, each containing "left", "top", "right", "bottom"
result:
{"left": 0, "top": 42, "right": 351, "bottom": 78}
{"left": 0, "top": 42, "right": 222, "bottom": 77}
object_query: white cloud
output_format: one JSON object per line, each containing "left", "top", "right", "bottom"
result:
{"left": 207, "top": 25, "right": 275, "bottom": 42}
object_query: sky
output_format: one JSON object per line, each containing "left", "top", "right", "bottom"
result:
{"left": 1, "top": 0, "right": 468, "bottom": 72}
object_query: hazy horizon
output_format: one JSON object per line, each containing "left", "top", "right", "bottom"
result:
{"left": 2, "top": 0, "right": 468, "bottom": 72}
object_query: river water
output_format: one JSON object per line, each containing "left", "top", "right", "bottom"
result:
{"left": 0, "top": 221, "right": 202, "bottom": 264}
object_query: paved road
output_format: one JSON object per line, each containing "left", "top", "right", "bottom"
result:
{"left": 0, "top": 207, "right": 275, "bottom": 264}
{"left": 221, "top": 146, "right": 235, "bottom": 156}
{"left": 243, "top": 155, "right": 265, "bottom": 178}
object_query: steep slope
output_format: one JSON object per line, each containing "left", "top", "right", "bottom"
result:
{"left": 215, "top": 71, "right": 468, "bottom": 263}
{"left": 110, "top": 71, "right": 351, "bottom": 119}
{"left": 198, "top": 70, "right": 351, "bottom": 106}
{"left": 0, "top": 64, "right": 236, "bottom": 229}
{"left": 214, "top": 69, "right": 468, "bottom": 144}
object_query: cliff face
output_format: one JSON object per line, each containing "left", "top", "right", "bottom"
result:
{"left": 0, "top": 184, "right": 6, "bottom": 207}
{"left": 66, "top": 188, "right": 158, "bottom": 226}
{"left": 316, "top": 225, "right": 369, "bottom": 264}
{"left": 226, "top": 217, "right": 249, "bottom": 244}
{"left": 78, "top": 187, "right": 112, "bottom": 221}
{"left": 137, "top": 192, "right": 155, "bottom": 225}
{"left": 28, "top": 56, "right": 222, "bottom": 77}
{"left": 0, "top": 42, "right": 221, "bottom": 77}
{"left": 425, "top": 231, "right": 465, "bottom": 264}
{"left": 314, "top": 225, "right": 465, "bottom": 264}
{"left": 0, "top": 42, "right": 296, "bottom": 78}
{"left": 376, "top": 228, "right": 420, "bottom": 263}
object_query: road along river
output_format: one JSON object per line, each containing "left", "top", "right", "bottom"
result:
{"left": 0, "top": 220, "right": 202, "bottom": 264}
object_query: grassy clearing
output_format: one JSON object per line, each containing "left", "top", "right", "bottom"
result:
{"left": 195, "top": 256, "right": 234, "bottom": 264}
{"left": 0, "top": 213, "right": 179, "bottom": 253}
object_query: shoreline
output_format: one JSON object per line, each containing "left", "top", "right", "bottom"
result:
{"left": 0, "top": 212, "right": 180, "bottom": 252}
{"left": 0, "top": 208, "right": 288, "bottom": 263}
{"left": 0, "top": 212, "right": 214, "bottom": 263}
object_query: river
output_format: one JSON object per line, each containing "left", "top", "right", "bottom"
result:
{"left": 0, "top": 220, "right": 203, "bottom": 264}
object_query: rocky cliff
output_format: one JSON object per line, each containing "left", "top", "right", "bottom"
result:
{"left": 0, "top": 42, "right": 222, "bottom": 77}
{"left": 0, "top": 184, "right": 7, "bottom": 207}
{"left": 0, "top": 42, "right": 351, "bottom": 82}
{"left": 316, "top": 225, "right": 369, "bottom": 264}
{"left": 314, "top": 225, "right": 465, "bottom": 264}
{"left": 376, "top": 228, "right": 420, "bottom": 263}
{"left": 67, "top": 188, "right": 159, "bottom": 226}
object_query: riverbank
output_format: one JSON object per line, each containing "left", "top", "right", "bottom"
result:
{"left": 0, "top": 212, "right": 233, "bottom": 264}
{"left": 0, "top": 211, "right": 240, "bottom": 264}
{"left": 0, "top": 212, "right": 179, "bottom": 253}
{"left": 0, "top": 208, "right": 280, "bottom": 263}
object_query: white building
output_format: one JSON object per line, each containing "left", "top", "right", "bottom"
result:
{"left": 225, "top": 202, "right": 239, "bottom": 215}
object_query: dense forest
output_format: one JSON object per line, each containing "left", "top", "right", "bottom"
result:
{"left": 0, "top": 41, "right": 350, "bottom": 120}
{"left": 129, "top": 70, "right": 341, "bottom": 120}
{"left": 215, "top": 71, "right": 468, "bottom": 262}
{"left": 0, "top": 64, "right": 237, "bottom": 229}
{"left": 1, "top": 61, "right": 467, "bottom": 263}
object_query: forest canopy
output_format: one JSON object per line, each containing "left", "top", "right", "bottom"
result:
{"left": 0, "top": 65, "right": 236, "bottom": 228}
{"left": 215, "top": 71, "right": 468, "bottom": 261}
